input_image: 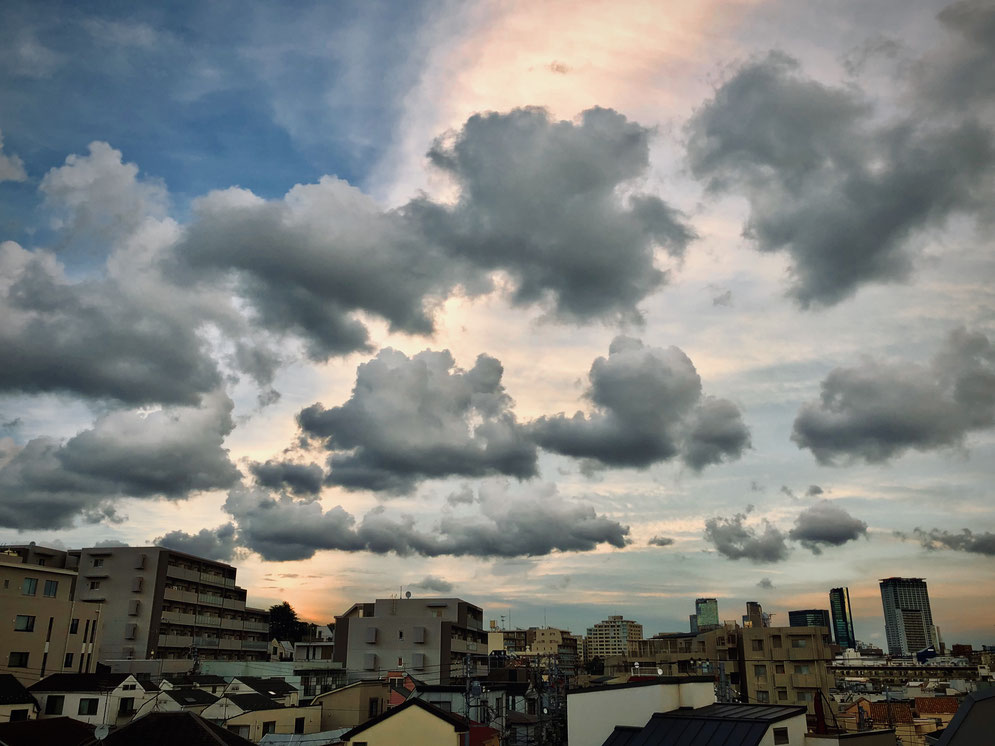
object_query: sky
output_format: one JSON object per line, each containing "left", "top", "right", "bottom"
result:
{"left": 1, "top": 0, "right": 993, "bottom": 648}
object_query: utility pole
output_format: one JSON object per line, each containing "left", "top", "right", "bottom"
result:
{"left": 464, "top": 655, "right": 471, "bottom": 746}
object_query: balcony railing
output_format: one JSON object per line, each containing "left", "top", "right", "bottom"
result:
{"left": 166, "top": 565, "right": 200, "bottom": 582}
{"left": 158, "top": 634, "right": 193, "bottom": 648}
{"left": 220, "top": 618, "right": 244, "bottom": 631}
{"left": 161, "top": 611, "right": 196, "bottom": 626}
{"left": 242, "top": 640, "right": 268, "bottom": 651}
{"left": 198, "top": 593, "right": 224, "bottom": 606}
{"left": 243, "top": 621, "right": 269, "bottom": 632}
{"left": 222, "top": 598, "right": 246, "bottom": 611}
{"left": 196, "top": 615, "right": 221, "bottom": 627}
{"left": 163, "top": 588, "right": 198, "bottom": 604}
{"left": 193, "top": 636, "right": 220, "bottom": 648}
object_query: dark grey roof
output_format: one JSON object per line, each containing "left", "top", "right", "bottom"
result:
{"left": 0, "top": 674, "right": 36, "bottom": 706}
{"left": 569, "top": 676, "right": 715, "bottom": 695}
{"left": 86, "top": 711, "right": 254, "bottom": 746}
{"left": 0, "top": 716, "right": 94, "bottom": 746}
{"left": 611, "top": 703, "right": 807, "bottom": 746}
{"left": 165, "top": 674, "right": 226, "bottom": 687}
{"left": 28, "top": 673, "right": 132, "bottom": 692}
{"left": 235, "top": 676, "right": 297, "bottom": 696}
{"left": 601, "top": 726, "right": 641, "bottom": 746}
{"left": 227, "top": 693, "right": 282, "bottom": 712}
{"left": 164, "top": 688, "right": 219, "bottom": 706}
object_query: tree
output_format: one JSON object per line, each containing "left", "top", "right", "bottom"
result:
{"left": 268, "top": 601, "right": 301, "bottom": 641}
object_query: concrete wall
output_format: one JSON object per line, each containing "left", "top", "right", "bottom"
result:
{"left": 755, "top": 714, "right": 807, "bottom": 746}
{"left": 805, "top": 731, "right": 898, "bottom": 746}
{"left": 220, "top": 704, "right": 321, "bottom": 741}
{"left": 313, "top": 680, "right": 388, "bottom": 731}
{"left": 33, "top": 677, "right": 157, "bottom": 727}
{"left": 567, "top": 681, "right": 715, "bottom": 746}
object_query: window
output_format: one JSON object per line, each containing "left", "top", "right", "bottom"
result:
{"left": 771, "top": 635, "right": 782, "bottom": 648}
{"left": 754, "top": 664, "right": 767, "bottom": 677}
{"left": 119, "top": 697, "right": 135, "bottom": 715}
{"left": 122, "top": 684, "right": 137, "bottom": 691}
{"left": 398, "top": 629, "right": 404, "bottom": 640}
{"left": 295, "top": 717, "right": 305, "bottom": 734}
{"left": 798, "top": 691, "right": 814, "bottom": 703}
{"left": 14, "top": 615, "right": 35, "bottom": 632}
{"left": 795, "top": 664, "right": 810, "bottom": 675}
{"left": 368, "top": 697, "right": 381, "bottom": 718}
{"left": 8, "top": 709, "right": 29, "bottom": 722}
{"left": 262, "top": 721, "right": 276, "bottom": 735}
{"left": 89, "top": 581, "right": 101, "bottom": 590}
{"left": 92, "top": 558, "right": 104, "bottom": 567}
{"left": 8, "top": 652, "right": 29, "bottom": 668}
{"left": 21, "top": 577, "right": 37, "bottom": 596}
{"left": 773, "top": 727, "right": 789, "bottom": 744}
{"left": 777, "top": 689, "right": 788, "bottom": 701}
{"left": 790, "top": 637, "right": 808, "bottom": 648}
{"left": 751, "top": 639, "right": 764, "bottom": 652}
{"left": 775, "top": 664, "right": 785, "bottom": 674}
{"left": 756, "top": 690, "right": 770, "bottom": 703}
{"left": 78, "top": 698, "right": 99, "bottom": 715}
{"left": 70, "top": 618, "right": 80, "bottom": 634}
{"left": 43, "top": 580, "right": 59, "bottom": 597}
{"left": 64, "top": 653, "right": 74, "bottom": 668}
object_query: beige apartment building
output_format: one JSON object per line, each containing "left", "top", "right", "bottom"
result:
{"left": 586, "top": 615, "right": 643, "bottom": 659}
{"left": 73, "top": 546, "right": 269, "bottom": 663}
{"left": 0, "top": 550, "right": 102, "bottom": 685}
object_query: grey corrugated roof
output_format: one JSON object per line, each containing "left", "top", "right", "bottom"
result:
{"left": 28, "top": 673, "right": 131, "bottom": 692}
{"left": 226, "top": 693, "right": 282, "bottom": 712}
{"left": 164, "top": 688, "right": 219, "bottom": 706}
{"left": 606, "top": 703, "right": 807, "bottom": 746}
{"left": 601, "top": 725, "right": 641, "bottom": 746}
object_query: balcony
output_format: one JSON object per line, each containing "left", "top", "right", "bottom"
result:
{"left": 224, "top": 578, "right": 236, "bottom": 589}
{"left": 159, "top": 634, "right": 193, "bottom": 648}
{"left": 220, "top": 618, "right": 244, "bottom": 631}
{"left": 199, "top": 572, "right": 230, "bottom": 588}
{"left": 243, "top": 621, "right": 269, "bottom": 633}
{"left": 193, "top": 636, "right": 220, "bottom": 648}
{"left": 196, "top": 615, "right": 221, "bottom": 627}
{"left": 161, "top": 611, "right": 196, "bottom": 626}
{"left": 242, "top": 640, "right": 268, "bottom": 651}
{"left": 163, "top": 588, "right": 198, "bottom": 604}
{"left": 198, "top": 593, "right": 224, "bottom": 606}
{"left": 791, "top": 673, "right": 820, "bottom": 689}
{"left": 166, "top": 565, "right": 200, "bottom": 582}
{"left": 219, "top": 638, "right": 242, "bottom": 650}
{"left": 222, "top": 598, "right": 246, "bottom": 611}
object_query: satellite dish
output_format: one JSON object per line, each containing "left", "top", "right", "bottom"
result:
{"left": 634, "top": 662, "right": 640, "bottom": 668}
{"left": 94, "top": 725, "right": 110, "bottom": 741}
{"left": 657, "top": 668, "right": 664, "bottom": 676}
{"left": 405, "top": 591, "right": 411, "bottom": 599}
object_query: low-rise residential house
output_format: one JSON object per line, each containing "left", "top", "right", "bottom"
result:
{"left": 201, "top": 694, "right": 321, "bottom": 741}
{"left": 270, "top": 640, "right": 294, "bottom": 662}
{"left": 600, "top": 703, "right": 808, "bottom": 746}
{"left": 0, "top": 674, "right": 37, "bottom": 722}
{"left": 160, "top": 673, "right": 228, "bottom": 696}
{"left": 925, "top": 688, "right": 995, "bottom": 745}
{"left": 914, "top": 696, "right": 962, "bottom": 729}
{"left": 0, "top": 716, "right": 95, "bottom": 746}
{"left": 400, "top": 678, "right": 529, "bottom": 736}
{"left": 28, "top": 673, "right": 157, "bottom": 726}
{"left": 294, "top": 626, "right": 335, "bottom": 662}
{"left": 229, "top": 676, "right": 299, "bottom": 706}
{"left": 0, "top": 550, "right": 102, "bottom": 685}
{"left": 337, "top": 697, "right": 491, "bottom": 746}
{"left": 311, "top": 680, "right": 389, "bottom": 731}
{"left": 566, "top": 677, "right": 715, "bottom": 746}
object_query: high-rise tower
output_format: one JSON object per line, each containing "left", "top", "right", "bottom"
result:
{"left": 879, "top": 578, "right": 937, "bottom": 655}
{"left": 829, "top": 587, "right": 856, "bottom": 649}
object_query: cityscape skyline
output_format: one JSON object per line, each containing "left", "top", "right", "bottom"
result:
{"left": 0, "top": 0, "right": 993, "bottom": 655}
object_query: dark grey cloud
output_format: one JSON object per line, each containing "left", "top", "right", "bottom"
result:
{"left": 704, "top": 512, "right": 789, "bottom": 563}
{"left": 793, "top": 328, "right": 995, "bottom": 463}
{"left": 531, "top": 336, "right": 749, "bottom": 471}
{"left": 222, "top": 484, "right": 629, "bottom": 562}
{"left": 806, "top": 485, "right": 824, "bottom": 497}
{"left": 249, "top": 459, "right": 324, "bottom": 497}
{"left": 93, "top": 539, "right": 130, "bottom": 548}
{"left": 686, "top": 48, "right": 995, "bottom": 306}
{"left": 412, "top": 106, "right": 695, "bottom": 323}
{"left": 0, "top": 241, "right": 221, "bottom": 405}
{"left": 648, "top": 535, "right": 675, "bottom": 547}
{"left": 155, "top": 523, "right": 238, "bottom": 562}
{"left": 0, "top": 392, "right": 239, "bottom": 529}
{"left": 915, "top": 1, "right": 995, "bottom": 115}
{"left": 172, "top": 107, "right": 692, "bottom": 360}
{"left": 912, "top": 527, "right": 995, "bottom": 556}
{"left": 411, "top": 575, "right": 453, "bottom": 593}
{"left": 298, "top": 348, "right": 536, "bottom": 493}
{"left": 756, "top": 577, "right": 775, "bottom": 589}
{"left": 788, "top": 500, "right": 868, "bottom": 554}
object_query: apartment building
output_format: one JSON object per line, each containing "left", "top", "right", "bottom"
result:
{"left": 333, "top": 598, "right": 487, "bottom": 683}
{"left": 631, "top": 626, "right": 740, "bottom": 680}
{"left": 0, "top": 550, "right": 102, "bottom": 685}
{"left": 488, "top": 628, "right": 528, "bottom": 655}
{"left": 739, "top": 625, "right": 832, "bottom": 713}
{"left": 586, "top": 616, "right": 643, "bottom": 659}
{"left": 525, "top": 628, "right": 580, "bottom": 676}
{"left": 879, "top": 577, "right": 938, "bottom": 656}
{"left": 73, "top": 546, "right": 269, "bottom": 662}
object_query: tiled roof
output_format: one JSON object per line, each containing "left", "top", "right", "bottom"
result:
{"left": 0, "top": 674, "right": 36, "bottom": 706}
{"left": 0, "top": 716, "right": 94, "bottom": 746}
{"left": 916, "top": 697, "right": 961, "bottom": 715}
{"left": 869, "top": 701, "right": 915, "bottom": 723}
{"left": 27, "top": 673, "right": 131, "bottom": 692}
{"left": 601, "top": 725, "right": 642, "bottom": 746}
